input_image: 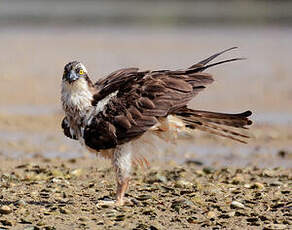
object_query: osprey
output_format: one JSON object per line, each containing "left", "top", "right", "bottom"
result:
{"left": 61, "top": 47, "right": 252, "bottom": 205}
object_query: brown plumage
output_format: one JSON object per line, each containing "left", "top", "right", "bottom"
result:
{"left": 61, "top": 47, "right": 252, "bottom": 205}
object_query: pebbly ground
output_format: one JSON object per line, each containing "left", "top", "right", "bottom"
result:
{"left": 0, "top": 156, "right": 291, "bottom": 230}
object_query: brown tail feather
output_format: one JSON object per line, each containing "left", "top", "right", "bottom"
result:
{"left": 191, "top": 47, "right": 238, "bottom": 67}
{"left": 175, "top": 108, "right": 252, "bottom": 143}
{"left": 187, "top": 123, "right": 249, "bottom": 144}
{"left": 188, "top": 47, "right": 245, "bottom": 73}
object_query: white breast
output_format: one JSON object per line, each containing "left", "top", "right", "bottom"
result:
{"left": 61, "top": 78, "right": 94, "bottom": 143}
{"left": 61, "top": 78, "right": 93, "bottom": 113}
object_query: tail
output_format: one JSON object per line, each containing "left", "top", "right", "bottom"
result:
{"left": 187, "top": 47, "right": 245, "bottom": 73}
{"left": 174, "top": 107, "right": 252, "bottom": 143}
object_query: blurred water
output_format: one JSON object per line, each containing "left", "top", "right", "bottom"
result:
{"left": 1, "top": 25, "right": 292, "bottom": 113}
{"left": 0, "top": 105, "right": 59, "bottom": 116}
{"left": 1, "top": 104, "right": 292, "bottom": 126}
{"left": 1, "top": 0, "right": 292, "bottom": 26}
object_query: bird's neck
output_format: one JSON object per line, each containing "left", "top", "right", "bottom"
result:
{"left": 61, "top": 78, "right": 94, "bottom": 117}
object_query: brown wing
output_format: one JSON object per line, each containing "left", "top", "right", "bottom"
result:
{"left": 83, "top": 47, "right": 243, "bottom": 150}
{"left": 61, "top": 117, "right": 77, "bottom": 140}
{"left": 84, "top": 67, "right": 214, "bottom": 150}
{"left": 92, "top": 67, "right": 140, "bottom": 103}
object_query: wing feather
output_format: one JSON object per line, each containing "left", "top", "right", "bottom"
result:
{"left": 83, "top": 48, "right": 250, "bottom": 150}
{"left": 61, "top": 117, "right": 77, "bottom": 140}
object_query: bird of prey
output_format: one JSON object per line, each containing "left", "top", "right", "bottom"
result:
{"left": 61, "top": 47, "right": 252, "bottom": 205}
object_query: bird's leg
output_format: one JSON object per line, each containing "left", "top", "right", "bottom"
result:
{"left": 115, "top": 178, "right": 130, "bottom": 206}
{"left": 112, "top": 142, "right": 132, "bottom": 206}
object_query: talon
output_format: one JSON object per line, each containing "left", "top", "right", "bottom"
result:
{"left": 115, "top": 198, "right": 124, "bottom": 206}
{"left": 115, "top": 178, "right": 130, "bottom": 206}
{"left": 116, "top": 197, "right": 132, "bottom": 206}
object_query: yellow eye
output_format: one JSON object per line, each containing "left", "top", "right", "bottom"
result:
{"left": 79, "top": 69, "right": 84, "bottom": 75}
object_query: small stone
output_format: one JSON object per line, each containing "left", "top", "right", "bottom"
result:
{"left": 31, "top": 191, "right": 38, "bottom": 197}
{"left": 24, "top": 226, "right": 39, "bottom": 230}
{"left": 20, "top": 218, "right": 32, "bottom": 224}
{"left": 227, "top": 211, "right": 236, "bottom": 217}
{"left": 149, "top": 226, "right": 159, "bottom": 230}
{"left": 183, "top": 199, "right": 194, "bottom": 207}
{"left": 103, "top": 219, "right": 114, "bottom": 225}
{"left": 16, "top": 199, "right": 26, "bottom": 206}
{"left": 37, "top": 221, "right": 46, "bottom": 226}
{"left": 264, "top": 224, "right": 287, "bottom": 230}
{"left": 231, "top": 176, "right": 244, "bottom": 185}
{"left": 52, "top": 178, "right": 62, "bottom": 183}
{"left": 171, "top": 199, "right": 193, "bottom": 210}
{"left": 51, "top": 169, "right": 64, "bottom": 177}
{"left": 262, "top": 169, "right": 275, "bottom": 177}
{"left": 203, "top": 167, "right": 215, "bottom": 174}
{"left": 156, "top": 174, "right": 168, "bottom": 183}
{"left": 43, "top": 226, "right": 56, "bottom": 230}
{"left": 175, "top": 179, "right": 193, "bottom": 188}
{"left": 207, "top": 211, "right": 216, "bottom": 219}
{"left": 194, "top": 170, "right": 204, "bottom": 176}
{"left": 88, "top": 183, "right": 95, "bottom": 188}
{"left": 270, "top": 181, "right": 283, "bottom": 186}
{"left": 70, "top": 169, "right": 82, "bottom": 177}
{"left": 136, "top": 194, "right": 152, "bottom": 201}
{"left": 142, "top": 209, "right": 157, "bottom": 216}
{"left": 79, "top": 217, "right": 89, "bottom": 222}
{"left": 191, "top": 196, "right": 204, "bottom": 205}
{"left": 230, "top": 201, "right": 245, "bottom": 209}
{"left": 251, "top": 182, "right": 265, "bottom": 190}
{"left": 0, "top": 205, "right": 12, "bottom": 214}
{"left": 15, "top": 164, "right": 29, "bottom": 169}
{"left": 246, "top": 217, "right": 258, "bottom": 223}
{"left": 244, "top": 184, "right": 251, "bottom": 188}
{"left": 59, "top": 207, "right": 71, "bottom": 214}
{"left": 115, "top": 214, "right": 126, "bottom": 221}
{"left": 0, "top": 219, "right": 12, "bottom": 226}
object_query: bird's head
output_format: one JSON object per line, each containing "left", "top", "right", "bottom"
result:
{"left": 61, "top": 61, "right": 95, "bottom": 111}
{"left": 63, "top": 61, "right": 90, "bottom": 84}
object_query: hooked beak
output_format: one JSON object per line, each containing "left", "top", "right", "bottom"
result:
{"left": 66, "top": 70, "right": 79, "bottom": 83}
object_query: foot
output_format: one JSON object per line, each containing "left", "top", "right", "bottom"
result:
{"left": 116, "top": 196, "right": 134, "bottom": 206}
{"left": 96, "top": 197, "right": 132, "bottom": 207}
{"left": 115, "top": 178, "right": 130, "bottom": 206}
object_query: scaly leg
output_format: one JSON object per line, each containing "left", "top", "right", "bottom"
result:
{"left": 112, "top": 142, "right": 132, "bottom": 206}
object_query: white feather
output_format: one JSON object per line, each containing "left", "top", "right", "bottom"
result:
{"left": 86, "top": 90, "right": 118, "bottom": 126}
{"left": 61, "top": 78, "right": 93, "bottom": 113}
{"left": 112, "top": 142, "right": 132, "bottom": 182}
